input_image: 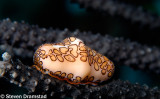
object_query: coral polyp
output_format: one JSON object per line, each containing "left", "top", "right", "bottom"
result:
{"left": 33, "top": 37, "right": 115, "bottom": 84}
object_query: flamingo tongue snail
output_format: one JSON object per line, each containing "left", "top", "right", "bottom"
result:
{"left": 33, "top": 37, "right": 115, "bottom": 85}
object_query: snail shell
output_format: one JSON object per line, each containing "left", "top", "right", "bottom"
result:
{"left": 33, "top": 37, "right": 114, "bottom": 84}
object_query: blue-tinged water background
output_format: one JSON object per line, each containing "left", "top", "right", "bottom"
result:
{"left": 0, "top": 0, "right": 160, "bottom": 96}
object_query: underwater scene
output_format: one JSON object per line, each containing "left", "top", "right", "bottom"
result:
{"left": 0, "top": 0, "right": 160, "bottom": 99}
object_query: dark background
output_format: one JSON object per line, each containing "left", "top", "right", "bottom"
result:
{"left": 0, "top": 0, "right": 160, "bottom": 96}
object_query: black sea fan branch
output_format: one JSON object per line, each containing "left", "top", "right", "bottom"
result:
{"left": 0, "top": 19, "right": 160, "bottom": 74}
{"left": 71, "top": 0, "right": 160, "bottom": 29}
{"left": 0, "top": 55, "right": 160, "bottom": 99}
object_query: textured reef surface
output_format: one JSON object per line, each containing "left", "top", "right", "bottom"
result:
{"left": 0, "top": 0, "right": 160, "bottom": 99}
